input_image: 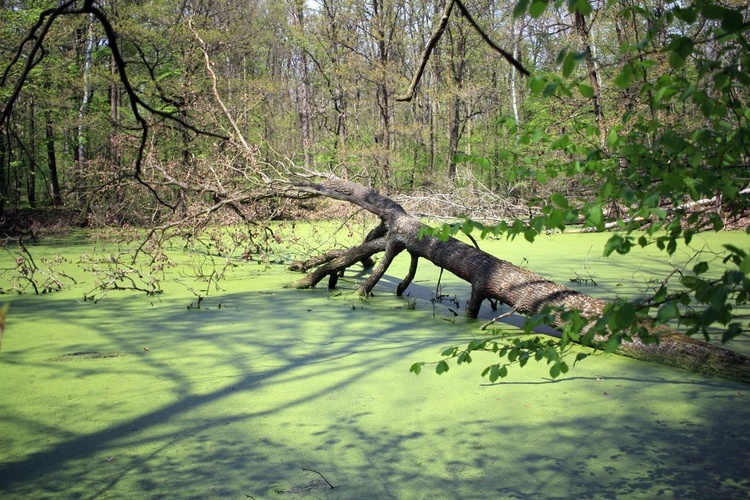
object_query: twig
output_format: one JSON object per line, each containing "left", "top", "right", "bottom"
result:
{"left": 435, "top": 267, "right": 444, "bottom": 299}
{"left": 301, "top": 468, "right": 336, "bottom": 489}
{"left": 480, "top": 308, "right": 517, "bottom": 331}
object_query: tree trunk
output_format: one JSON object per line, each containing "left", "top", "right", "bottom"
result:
{"left": 27, "top": 96, "right": 36, "bottom": 208}
{"left": 510, "top": 19, "right": 521, "bottom": 127}
{"left": 291, "top": 175, "right": 750, "bottom": 384}
{"left": 44, "top": 110, "right": 62, "bottom": 206}
{"left": 446, "top": 20, "right": 466, "bottom": 184}
{"left": 574, "top": 11, "right": 606, "bottom": 150}
{"left": 75, "top": 13, "right": 96, "bottom": 211}
{"left": 292, "top": 0, "right": 313, "bottom": 170}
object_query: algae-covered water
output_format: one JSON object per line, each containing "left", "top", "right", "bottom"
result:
{"left": 1, "top": 228, "right": 749, "bottom": 498}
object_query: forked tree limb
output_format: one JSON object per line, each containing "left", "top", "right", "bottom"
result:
{"left": 291, "top": 175, "right": 750, "bottom": 384}
{"left": 396, "top": 0, "right": 455, "bottom": 102}
{"left": 396, "top": 0, "right": 529, "bottom": 102}
{"left": 453, "top": 0, "right": 530, "bottom": 77}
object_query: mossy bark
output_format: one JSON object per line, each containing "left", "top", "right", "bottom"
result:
{"left": 291, "top": 176, "right": 750, "bottom": 384}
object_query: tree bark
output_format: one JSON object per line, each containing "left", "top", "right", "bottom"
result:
{"left": 292, "top": 0, "right": 313, "bottom": 170}
{"left": 291, "top": 175, "right": 750, "bottom": 384}
{"left": 44, "top": 109, "right": 61, "bottom": 206}
{"left": 574, "top": 11, "right": 606, "bottom": 150}
{"left": 26, "top": 96, "right": 36, "bottom": 208}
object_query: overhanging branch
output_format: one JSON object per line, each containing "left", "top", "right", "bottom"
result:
{"left": 397, "top": 0, "right": 529, "bottom": 102}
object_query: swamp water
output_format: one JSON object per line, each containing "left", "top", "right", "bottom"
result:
{"left": 0, "top": 228, "right": 749, "bottom": 498}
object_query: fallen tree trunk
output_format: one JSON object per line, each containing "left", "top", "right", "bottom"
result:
{"left": 290, "top": 175, "right": 750, "bottom": 384}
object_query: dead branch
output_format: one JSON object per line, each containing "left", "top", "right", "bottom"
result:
{"left": 397, "top": 0, "right": 529, "bottom": 102}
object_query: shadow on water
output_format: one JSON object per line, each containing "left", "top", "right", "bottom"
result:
{"left": 0, "top": 265, "right": 748, "bottom": 498}
{"left": 0, "top": 282, "right": 467, "bottom": 497}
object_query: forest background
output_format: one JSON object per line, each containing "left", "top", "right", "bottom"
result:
{"left": 1, "top": 0, "right": 749, "bottom": 364}
{"left": 1, "top": 0, "right": 744, "bottom": 222}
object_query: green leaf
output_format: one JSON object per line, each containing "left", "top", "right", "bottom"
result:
{"left": 609, "top": 301, "right": 636, "bottom": 332}
{"left": 550, "top": 192, "right": 569, "bottom": 208}
{"left": 666, "top": 237, "right": 677, "bottom": 256}
{"left": 723, "top": 323, "right": 742, "bottom": 343}
{"left": 710, "top": 287, "right": 728, "bottom": 313}
{"left": 668, "top": 51, "right": 686, "bottom": 69}
{"left": 441, "top": 346, "right": 456, "bottom": 357}
{"left": 721, "top": 8, "right": 744, "bottom": 32}
{"left": 656, "top": 301, "right": 680, "bottom": 323}
{"left": 562, "top": 52, "right": 576, "bottom": 77}
{"left": 543, "top": 82, "right": 558, "bottom": 96}
{"left": 436, "top": 361, "right": 450, "bottom": 375}
{"left": 615, "top": 64, "right": 634, "bottom": 89}
{"left": 702, "top": 3, "right": 728, "bottom": 20}
{"left": 604, "top": 333, "right": 623, "bottom": 353}
{"left": 674, "top": 6, "right": 697, "bottom": 23}
{"left": 529, "top": 0, "right": 548, "bottom": 18}
{"left": 606, "top": 129, "right": 619, "bottom": 149}
{"left": 513, "top": 0, "right": 530, "bottom": 18}
{"left": 508, "top": 348, "right": 519, "bottom": 362}
{"left": 409, "top": 363, "right": 423, "bottom": 375}
{"left": 672, "top": 36, "right": 695, "bottom": 58}
{"left": 476, "top": 156, "right": 490, "bottom": 170}
{"left": 529, "top": 75, "right": 547, "bottom": 94}
{"left": 457, "top": 351, "right": 472, "bottom": 364}
{"left": 585, "top": 204, "right": 604, "bottom": 231}
{"left": 604, "top": 235, "right": 628, "bottom": 256}
{"left": 693, "top": 261, "right": 709, "bottom": 275}
{"left": 667, "top": 36, "right": 694, "bottom": 69}
{"left": 741, "top": 255, "right": 750, "bottom": 275}
{"left": 575, "top": 0, "right": 592, "bottom": 16}
{"left": 578, "top": 83, "right": 594, "bottom": 98}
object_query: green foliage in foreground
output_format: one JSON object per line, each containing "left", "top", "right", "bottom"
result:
{"left": 414, "top": 0, "right": 750, "bottom": 381}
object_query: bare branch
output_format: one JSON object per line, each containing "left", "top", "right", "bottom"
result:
{"left": 396, "top": 0, "right": 529, "bottom": 102}
{"left": 188, "top": 22, "right": 250, "bottom": 152}
{"left": 454, "top": 0, "right": 529, "bottom": 77}
{"left": 396, "top": 0, "right": 454, "bottom": 102}
{"left": 0, "top": 0, "right": 79, "bottom": 126}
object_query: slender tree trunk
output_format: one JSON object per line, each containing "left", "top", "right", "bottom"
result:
{"left": 446, "top": 20, "right": 467, "bottom": 185}
{"left": 510, "top": 19, "right": 521, "bottom": 127}
{"left": 447, "top": 93, "right": 460, "bottom": 183}
{"left": 375, "top": 81, "right": 392, "bottom": 191}
{"left": 27, "top": 97, "right": 36, "bottom": 207}
{"left": 293, "top": 0, "right": 313, "bottom": 169}
{"left": 429, "top": 91, "right": 436, "bottom": 183}
{"left": 44, "top": 111, "right": 61, "bottom": 206}
{"left": 372, "top": 0, "right": 393, "bottom": 192}
{"left": 76, "top": 14, "right": 95, "bottom": 210}
{"left": 109, "top": 51, "right": 120, "bottom": 168}
{"left": 0, "top": 131, "right": 7, "bottom": 212}
{"left": 574, "top": 11, "right": 606, "bottom": 150}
